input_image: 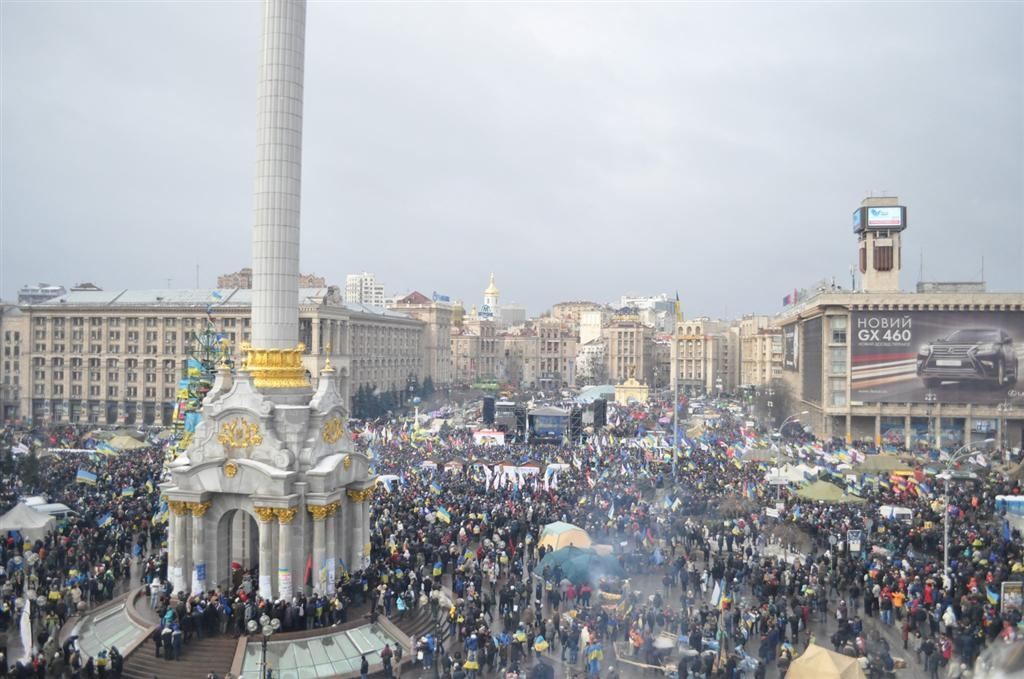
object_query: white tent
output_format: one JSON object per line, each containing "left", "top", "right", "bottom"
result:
{"left": 0, "top": 503, "right": 57, "bottom": 542}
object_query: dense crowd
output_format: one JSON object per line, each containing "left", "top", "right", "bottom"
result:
{"left": 1, "top": 400, "right": 1023, "bottom": 678}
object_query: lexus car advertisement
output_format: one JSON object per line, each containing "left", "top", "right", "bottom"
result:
{"left": 851, "top": 311, "right": 1022, "bottom": 405}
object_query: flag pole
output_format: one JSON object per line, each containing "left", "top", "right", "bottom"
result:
{"left": 673, "top": 293, "right": 680, "bottom": 480}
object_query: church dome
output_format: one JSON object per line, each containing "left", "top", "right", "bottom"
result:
{"left": 484, "top": 273, "right": 499, "bottom": 296}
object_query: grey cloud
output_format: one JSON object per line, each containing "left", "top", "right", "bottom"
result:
{"left": 2, "top": 1, "right": 1021, "bottom": 318}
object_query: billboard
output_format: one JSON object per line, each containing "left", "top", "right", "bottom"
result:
{"left": 852, "top": 208, "right": 863, "bottom": 233}
{"left": 802, "top": 317, "right": 823, "bottom": 404}
{"left": 851, "top": 311, "right": 1023, "bottom": 405}
{"left": 783, "top": 323, "right": 799, "bottom": 371}
{"left": 866, "top": 206, "right": 904, "bottom": 228}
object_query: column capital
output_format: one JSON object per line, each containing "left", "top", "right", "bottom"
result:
{"left": 189, "top": 501, "right": 212, "bottom": 517}
{"left": 254, "top": 506, "right": 276, "bottom": 523}
{"left": 346, "top": 487, "right": 374, "bottom": 503}
{"left": 308, "top": 504, "right": 331, "bottom": 521}
{"left": 169, "top": 500, "right": 189, "bottom": 517}
{"left": 275, "top": 507, "right": 298, "bottom": 524}
{"left": 326, "top": 501, "right": 339, "bottom": 517}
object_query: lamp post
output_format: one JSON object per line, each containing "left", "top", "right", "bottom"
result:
{"left": 247, "top": 613, "right": 280, "bottom": 679}
{"left": 938, "top": 439, "right": 995, "bottom": 584}
{"left": 775, "top": 411, "right": 809, "bottom": 500}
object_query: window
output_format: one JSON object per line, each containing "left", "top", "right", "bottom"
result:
{"left": 108, "top": 371, "right": 119, "bottom": 381}
{"left": 126, "top": 387, "right": 137, "bottom": 398}
{"left": 831, "top": 317, "right": 847, "bottom": 344}
{"left": 89, "top": 385, "right": 100, "bottom": 397}
{"left": 164, "top": 387, "right": 175, "bottom": 399}
{"left": 71, "top": 385, "right": 82, "bottom": 396}
{"left": 107, "top": 386, "right": 118, "bottom": 397}
{"left": 830, "top": 347, "right": 847, "bottom": 375}
{"left": 830, "top": 378, "right": 847, "bottom": 406}
{"left": 144, "top": 387, "right": 156, "bottom": 398}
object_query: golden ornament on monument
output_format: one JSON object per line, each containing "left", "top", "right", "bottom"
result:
{"left": 343, "top": 455, "right": 352, "bottom": 470}
{"left": 253, "top": 506, "right": 276, "bottom": 523}
{"left": 217, "top": 418, "right": 263, "bottom": 450}
{"left": 322, "top": 416, "right": 344, "bottom": 444}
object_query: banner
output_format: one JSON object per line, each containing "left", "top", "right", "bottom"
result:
{"left": 851, "top": 311, "right": 1023, "bottom": 405}
{"left": 1001, "top": 581, "right": 1023, "bottom": 615}
{"left": 783, "top": 324, "right": 799, "bottom": 371}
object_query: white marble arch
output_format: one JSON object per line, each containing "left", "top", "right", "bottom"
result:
{"left": 164, "top": 365, "right": 372, "bottom": 600}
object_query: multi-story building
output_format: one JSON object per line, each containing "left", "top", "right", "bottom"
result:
{"left": 774, "top": 196, "right": 1024, "bottom": 449}
{"left": 1, "top": 303, "right": 25, "bottom": 422}
{"left": 496, "top": 304, "right": 527, "bottom": 328}
{"left": 345, "top": 272, "right": 386, "bottom": 308}
{"left": 671, "top": 318, "right": 737, "bottom": 395}
{"left": 389, "top": 291, "right": 454, "bottom": 389}
{"left": 6, "top": 287, "right": 425, "bottom": 425}
{"left": 534, "top": 317, "right": 577, "bottom": 389}
{"left": 451, "top": 318, "right": 498, "bottom": 386}
{"left": 604, "top": 315, "right": 655, "bottom": 385}
{"left": 739, "top": 315, "right": 782, "bottom": 387}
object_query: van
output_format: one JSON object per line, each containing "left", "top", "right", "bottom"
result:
{"left": 32, "top": 503, "right": 78, "bottom": 521}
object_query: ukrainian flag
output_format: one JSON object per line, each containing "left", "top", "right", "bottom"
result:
{"left": 436, "top": 507, "right": 452, "bottom": 524}
{"left": 97, "top": 513, "right": 113, "bottom": 528}
{"left": 986, "top": 586, "right": 1000, "bottom": 605}
{"left": 429, "top": 481, "right": 443, "bottom": 495}
{"left": 76, "top": 469, "right": 97, "bottom": 485}
{"left": 121, "top": 487, "right": 135, "bottom": 498}
{"left": 96, "top": 442, "right": 118, "bottom": 456}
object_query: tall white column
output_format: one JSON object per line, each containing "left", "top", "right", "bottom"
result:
{"left": 310, "top": 505, "right": 327, "bottom": 593}
{"left": 276, "top": 508, "right": 296, "bottom": 600}
{"left": 255, "top": 508, "right": 275, "bottom": 597}
{"left": 190, "top": 503, "right": 210, "bottom": 594}
{"left": 325, "top": 503, "right": 337, "bottom": 594}
{"left": 169, "top": 502, "right": 189, "bottom": 594}
{"left": 251, "top": 0, "right": 306, "bottom": 349}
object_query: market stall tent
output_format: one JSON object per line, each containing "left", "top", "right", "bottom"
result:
{"left": 0, "top": 503, "right": 57, "bottom": 542}
{"left": 787, "top": 644, "right": 865, "bottom": 679}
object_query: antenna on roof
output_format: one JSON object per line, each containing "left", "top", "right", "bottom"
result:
{"left": 919, "top": 248, "right": 924, "bottom": 285}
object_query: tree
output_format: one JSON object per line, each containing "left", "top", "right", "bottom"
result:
{"left": 19, "top": 451, "right": 41, "bottom": 489}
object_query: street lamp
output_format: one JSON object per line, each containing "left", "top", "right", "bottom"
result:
{"left": 937, "top": 439, "right": 995, "bottom": 584}
{"left": 247, "top": 613, "right": 280, "bottom": 679}
{"left": 775, "top": 411, "right": 809, "bottom": 499}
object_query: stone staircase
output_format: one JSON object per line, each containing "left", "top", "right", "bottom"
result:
{"left": 121, "top": 633, "right": 238, "bottom": 679}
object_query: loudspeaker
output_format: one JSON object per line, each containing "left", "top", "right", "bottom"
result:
{"left": 593, "top": 398, "right": 607, "bottom": 428}
{"left": 482, "top": 396, "right": 495, "bottom": 424}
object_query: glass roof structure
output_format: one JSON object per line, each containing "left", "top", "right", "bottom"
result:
{"left": 240, "top": 624, "right": 398, "bottom": 679}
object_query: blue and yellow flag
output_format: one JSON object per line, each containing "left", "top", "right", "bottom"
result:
{"left": 429, "top": 481, "right": 443, "bottom": 495}
{"left": 121, "top": 487, "right": 135, "bottom": 498}
{"left": 76, "top": 469, "right": 97, "bottom": 485}
{"left": 97, "top": 513, "right": 113, "bottom": 528}
{"left": 986, "top": 586, "right": 1000, "bottom": 605}
{"left": 436, "top": 507, "right": 452, "bottom": 524}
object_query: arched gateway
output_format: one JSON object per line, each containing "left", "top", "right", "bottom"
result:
{"left": 162, "top": 356, "right": 372, "bottom": 599}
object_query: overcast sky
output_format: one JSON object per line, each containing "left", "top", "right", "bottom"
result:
{"left": 2, "top": 1, "right": 1021, "bottom": 318}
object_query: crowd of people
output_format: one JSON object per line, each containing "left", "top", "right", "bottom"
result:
{"left": 1, "top": 396, "right": 1022, "bottom": 678}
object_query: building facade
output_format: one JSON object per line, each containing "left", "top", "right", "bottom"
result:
{"left": 775, "top": 290, "right": 1024, "bottom": 449}
{"left": 738, "top": 315, "right": 782, "bottom": 387}
{"left": 604, "top": 315, "right": 655, "bottom": 386}
{"left": 389, "top": 292, "right": 454, "bottom": 389}
{"left": 5, "top": 287, "right": 425, "bottom": 425}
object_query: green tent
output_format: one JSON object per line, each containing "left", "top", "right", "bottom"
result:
{"left": 795, "top": 480, "right": 865, "bottom": 504}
